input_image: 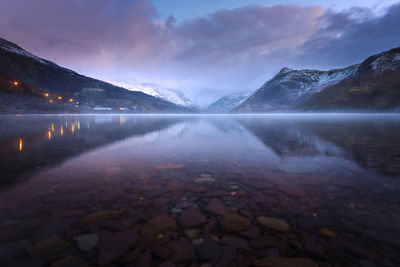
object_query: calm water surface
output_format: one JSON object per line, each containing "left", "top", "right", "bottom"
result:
{"left": 0, "top": 114, "right": 399, "bottom": 266}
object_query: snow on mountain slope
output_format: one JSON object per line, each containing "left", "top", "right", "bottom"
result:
{"left": 207, "top": 93, "right": 249, "bottom": 113}
{"left": 236, "top": 46, "right": 400, "bottom": 112}
{"left": 0, "top": 37, "right": 76, "bottom": 74}
{"left": 110, "top": 82, "right": 196, "bottom": 108}
{"left": 235, "top": 64, "right": 359, "bottom": 111}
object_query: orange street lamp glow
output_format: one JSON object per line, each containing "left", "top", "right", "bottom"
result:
{"left": 69, "top": 98, "right": 73, "bottom": 102}
{"left": 45, "top": 93, "right": 49, "bottom": 97}
{"left": 58, "top": 96, "right": 62, "bottom": 100}
{"left": 13, "top": 81, "right": 19, "bottom": 86}
{"left": 49, "top": 99, "right": 53, "bottom": 103}
{"left": 19, "top": 139, "right": 23, "bottom": 151}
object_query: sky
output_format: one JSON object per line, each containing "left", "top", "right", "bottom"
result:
{"left": 0, "top": 0, "right": 400, "bottom": 105}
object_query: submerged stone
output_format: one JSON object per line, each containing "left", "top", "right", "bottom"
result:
{"left": 73, "top": 233, "right": 98, "bottom": 252}
{"left": 178, "top": 208, "right": 207, "bottom": 228}
{"left": 205, "top": 198, "right": 228, "bottom": 215}
{"left": 29, "top": 235, "right": 70, "bottom": 257}
{"left": 167, "top": 179, "right": 185, "bottom": 191}
{"left": 320, "top": 227, "right": 336, "bottom": 238}
{"left": 194, "top": 177, "right": 216, "bottom": 184}
{"left": 156, "top": 165, "right": 184, "bottom": 169}
{"left": 256, "top": 216, "right": 290, "bottom": 232}
{"left": 221, "top": 213, "right": 251, "bottom": 232}
{"left": 80, "top": 210, "right": 122, "bottom": 223}
{"left": 250, "top": 235, "right": 278, "bottom": 249}
{"left": 196, "top": 237, "right": 220, "bottom": 262}
{"left": 184, "top": 229, "right": 202, "bottom": 240}
{"left": 253, "top": 257, "right": 318, "bottom": 267}
{"left": 170, "top": 240, "right": 196, "bottom": 263}
{"left": 97, "top": 227, "right": 138, "bottom": 266}
{"left": 50, "top": 256, "right": 88, "bottom": 267}
{"left": 148, "top": 215, "right": 177, "bottom": 232}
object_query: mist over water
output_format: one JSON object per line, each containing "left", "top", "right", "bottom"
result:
{"left": 0, "top": 114, "right": 399, "bottom": 265}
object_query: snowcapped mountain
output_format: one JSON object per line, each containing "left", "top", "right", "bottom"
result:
{"left": 110, "top": 82, "right": 197, "bottom": 108}
{"left": 235, "top": 46, "right": 400, "bottom": 112}
{"left": 206, "top": 93, "right": 249, "bottom": 113}
{"left": 235, "top": 64, "right": 359, "bottom": 112}
{"left": 297, "top": 47, "right": 400, "bottom": 111}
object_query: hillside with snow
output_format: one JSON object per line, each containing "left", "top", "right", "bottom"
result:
{"left": 235, "top": 46, "right": 400, "bottom": 112}
{"left": 110, "top": 82, "right": 197, "bottom": 108}
{"left": 206, "top": 93, "right": 248, "bottom": 113}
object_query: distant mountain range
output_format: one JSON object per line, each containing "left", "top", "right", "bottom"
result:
{"left": 0, "top": 37, "right": 193, "bottom": 113}
{"left": 109, "top": 82, "right": 198, "bottom": 109}
{"left": 206, "top": 93, "right": 248, "bottom": 113}
{"left": 1, "top": 36, "right": 399, "bottom": 113}
{"left": 231, "top": 47, "right": 400, "bottom": 112}
{"left": 207, "top": 47, "right": 399, "bottom": 113}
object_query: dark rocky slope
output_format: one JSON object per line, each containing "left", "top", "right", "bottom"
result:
{"left": 0, "top": 37, "right": 191, "bottom": 113}
{"left": 234, "top": 47, "right": 400, "bottom": 112}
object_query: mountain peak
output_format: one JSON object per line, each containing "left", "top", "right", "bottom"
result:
{"left": 109, "top": 81, "right": 197, "bottom": 108}
{"left": 278, "top": 67, "right": 294, "bottom": 74}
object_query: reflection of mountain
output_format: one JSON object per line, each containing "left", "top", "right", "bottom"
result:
{"left": 0, "top": 115, "right": 188, "bottom": 186}
{"left": 238, "top": 116, "right": 400, "bottom": 177}
{"left": 237, "top": 117, "right": 339, "bottom": 157}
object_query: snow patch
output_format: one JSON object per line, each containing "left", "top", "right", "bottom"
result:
{"left": 0, "top": 42, "right": 49, "bottom": 65}
{"left": 109, "top": 81, "right": 196, "bottom": 107}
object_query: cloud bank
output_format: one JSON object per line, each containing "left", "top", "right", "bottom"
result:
{"left": 0, "top": 0, "right": 399, "bottom": 104}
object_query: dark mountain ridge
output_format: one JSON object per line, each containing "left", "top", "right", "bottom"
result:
{"left": 0, "top": 37, "right": 192, "bottom": 113}
{"left": 234, "top": 47, "right": 400, "bottom": 112}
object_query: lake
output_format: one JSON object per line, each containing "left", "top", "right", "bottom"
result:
{"left": 0, "top": 114, "right": 399, "bottom": 266}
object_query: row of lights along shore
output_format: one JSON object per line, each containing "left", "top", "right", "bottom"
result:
{"left": 12, "top": 80, "right": 74, "bottom": 103}
{"left": 44, "top": 92, "right": 74, "bottom": 103}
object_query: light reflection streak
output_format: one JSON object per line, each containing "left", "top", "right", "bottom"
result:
{"left": 18, "top": 139, "right": 23, "bottom": 151}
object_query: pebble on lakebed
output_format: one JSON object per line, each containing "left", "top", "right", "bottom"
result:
{"left": 29, "top": 235, "right": 70, "bottom": 257}
{"left": 253, "top": 257, "right": 318, "bottom": 267}
{"left": 256, "top": 216, "right": 291, "bottom": 232}
{"left": 221, "top": 213, "right": 251, "bottom": 232}
{"left": 320, "top": 227, "right": 337, "bottom": 238}
{"left": 73, "top": 233, "right": 98, "bottom": 252}
{"left": 80, "top": 210, "right": 123, "bottom": 223}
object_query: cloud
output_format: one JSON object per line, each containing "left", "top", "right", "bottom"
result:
{"left": 0, "top": 0, "right": 163, "bottom": 67}
{"left": 0, "top": 1, "right": 399, "bottom": 104}
{"left": 297, "top": 3, "right": 400, "bottom": 69}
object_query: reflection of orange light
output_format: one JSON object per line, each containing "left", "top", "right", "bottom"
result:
{"left": 58, "top": 96, "right": 62, "bottom": 100}
{"left": 45, "top": 93, "right": 49, "bottom": 97}
{"left": 13, "top": 81, "right": 19, "bottom": 86}
{"left": 48, "top": 130, "right": 51, "bottom": 140}
{"left": 49, "top": 99, "right": 53, "bottom": 103}
{"left": 18, "top": 139, "right": 23, "bottom": 151}
{"left": 69, "top": 98, "right": 73, "bottom": 102}
{"left": 60, "top": 126, "right": 64, "bottom": 136}
{"left": 71, "top": 124, "right": 75, "bottom": 134}
{"left": 51, "top": 123, "right": 54, "bottom": 132}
